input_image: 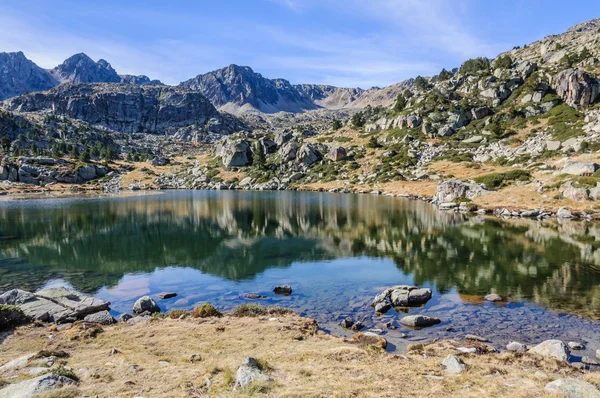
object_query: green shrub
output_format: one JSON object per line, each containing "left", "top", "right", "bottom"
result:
{"left": 332, "top": 119, "right": 343, "bottom": 131}
{"left": 351, "top": 112, "right": 365, "bottom": 128}
{"left": 231, "top": 304, "right": 293, "bottom": 317}
{"left": 414, "top": 76, "right": 429, "bottom": 91}
{"left": 494, "top": 55, "right": 512, "bottom": 69}
{"left": 366, "top": 136, "right": 381, "bottom": 149}
{"left": 167, "top": 309, "right": 188, "bottom": 319}
{"left": 474, "top": 169, "right": 531, "bottom": 190}
{"left": 190, "top": 304, "right": 222, "bottom": 318}
{"left": 393, "top": 94, "right": 407, "bottom": 112}
{"left": 438, "top": 68, "right": 453, "bottom": 81}
{"left": 461, "top": 57, "right": 490, "bottom": 75}
{"left": 0, "top": 304, "right": 29, "bottom": 330}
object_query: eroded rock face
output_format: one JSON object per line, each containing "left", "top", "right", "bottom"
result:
{"left": 216, "top": 139, "right": 253, "bottom": 167}
{"left": 433, "top": 180, "right": 487, "bottom": 203}
{"left": 296, "top": 143, "right": 321, "bottom": 165}
{"left": 553, "top": 68, "right": 600, "bottom": 108}
{"left": 0, "top": 52, "right": 58, "bottom": 100}
{"left": 51, "top": 53, "right": 121, "bottom": 84}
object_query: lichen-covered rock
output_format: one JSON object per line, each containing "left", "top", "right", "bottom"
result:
{"left": 216, "top": 139, "right": 253, "bottom": 167}
{"left": 561, "top": 162, "right": 599, "bottom": 176}
{"left": 296, "top": 143, "right": 321, "bottom": 165}
{"left": 0, "top": 373, "right": 76, "bottom": 398}
{"left": 441, "top": 354, "right": 466, "bottom": 374}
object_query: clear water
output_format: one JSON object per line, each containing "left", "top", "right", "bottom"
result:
{"left": 2, "top": 190, "right": 600, "bottom": 356}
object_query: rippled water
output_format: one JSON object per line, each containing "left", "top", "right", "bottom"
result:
{"left": 2, "top": 190, "right": 600, "bottom": 356}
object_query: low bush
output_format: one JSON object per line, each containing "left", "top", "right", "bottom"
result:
{"left": 0, "top": 304, "right": 29, "bottom": 330}
{"left": 474, "top": 169, "right": 531, "bottom": 190}
{"left": 190, "top": 303, "right": 222, "bottom": 318}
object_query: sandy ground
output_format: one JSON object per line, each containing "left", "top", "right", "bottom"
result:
{"left": 0, "top": 313, "right": 597, "bottom": 397}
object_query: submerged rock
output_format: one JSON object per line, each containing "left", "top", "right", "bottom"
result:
{"left": 529, "top": 340, "right": 570, "bottom": 362}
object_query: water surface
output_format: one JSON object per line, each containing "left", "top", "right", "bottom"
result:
{"left": 2, "top": 190, "right": 600, "bottom": 356}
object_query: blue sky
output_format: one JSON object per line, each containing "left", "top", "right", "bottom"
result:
{"left": 1, "top": 0, "right": 599, "bottom": 88}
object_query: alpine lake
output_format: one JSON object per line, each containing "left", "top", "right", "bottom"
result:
{"left": 2, "top": 190, "right": 600, "bottom": 360}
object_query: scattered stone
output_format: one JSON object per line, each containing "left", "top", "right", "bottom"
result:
{"left": 351, "top": 321, "right": 365, "bottom": 332}
{"left": 399, "top": 315, "right": 441, "bottom": 328}
{"left": 374, "top": 302, "right": 391, "bottom": 314}
{"left": 529, "top": 340, "right": 570, "bottom": 362}
{"left": 484, "top": 293, "right": 504, "bottom": 302}
{"left": 506, "top": 341, "right": 528, "bottom": 352}
{"left": 0, "top": 373, "right": 76, "bottom": 398}
{"left": 132, "top": 296, "right": 160, "bottom": 315}
{"left": 157, "top": 292, "right": 177, "bottom": 299}
{"left": 582, "top": 356, "right": 599, "bottom": 366}
{"left": 340, "top": 318, "right": 354, "bottom": 329}
{"left": 561, "top": 162, "right": 600, "bottom": 176}
{"left": 244, "top": 294, "right": 267, "bottom": 300}
{"left": 544, "top": 378, "right": 600, "bottom": 398}
{"left": 465, "top": 334, "right": 489, "bottom": 343}
{"left": 456, "top": 347, "right": 477, "bottom": 354}
{"left": 273, "top": 285, "right": 292, "bottom": 295}
{"left": 118, "top": 313, "right": 133, "bottom": 323}
{"left": 441, "top": 354, "right": 466, "bottom": 375}
{"left": 83, "top": 310, "right": 115, "bottom": 325}
{"left": 234, "top": 357, "right": 270, "bottom": 389}
{"left": 557, "top": 207, "right": 573, "bottom": 219}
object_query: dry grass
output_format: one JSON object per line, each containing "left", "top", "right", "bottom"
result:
{"left": 1, "top": 315, "right": 598, "bottom": 397}
{"left": 427, "top": 161, "right": 513, "bottom": 180}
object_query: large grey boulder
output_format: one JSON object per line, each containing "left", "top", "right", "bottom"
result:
{"left": 36, "top": 287, "right": 110, "bottom": 319}
{"left": 274, "top": 130, "right": 293, "bottom": 146}
{"left": 258, "top": 137, "right": 277, "bottom": 154}
{"left": 471, "top": 106, "right": 491, "bottom": 120}
{"left": 0, "top": 353, "right": 36, "bottom": 375}
{"left": 553, "top": 68, "right": 600, "bottom": 108}
{"left": 279, "top": 142, "right": 298, "bottom": 163}
{"left": 399, "top": 315, "right": 441, "bottom": 328}
{"left": 0, "top": 373, "right": 76, "bottom": 398}
{"left": 506, "top": 341, "right": 528, "bottom": 352}
{"left": 433, "top": 180, "right": 487, "bottom": 204}
{"left": 529, "top": 340, "right": 570, "bottom": 361}
{"left": 234, "top": 357, "right": 270, "bottom": 389}
{"left": 544, "top": 378, "right": 600, "bottom": 397}
{"left": 216, "top": 139, "right": 252, "bottom": 168}
{"left": 326, "top": 146, "right": 346, "bottom": 162}
{"left": 296, "top": 143, "right": 321, "bottom": 165}
{"left": 77, "top": 164, "right": 97, "bottom": 181}
{"left": 133, "top": 296, "right": 160, "bottom": 315}
{"left": 561, "top": 162, "right": 599, "bottom": 176}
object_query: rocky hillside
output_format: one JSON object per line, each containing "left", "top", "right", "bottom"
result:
{"left": 180, "top": 64, "right": 414, "bottom": 114}
{"left": 3, "top": 83, "right": 240, "bottom": 135}
{"left": 0, "top": 52, "right": 58, "bottom": 100}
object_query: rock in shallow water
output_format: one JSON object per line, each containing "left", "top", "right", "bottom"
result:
{"left": 484, "top": 293, "right": 504, "bottom": 302}
{"left": 544, "top": 378, "right": 600, "bottom": 397}
{"left": 273, "top": 285, "right": 292, "bottom": 295}
{"left": 132, "top": 296, "right": 160, "bottom": 315}
{"left": 399, "top": 315, "right": 441, "bottom": 328}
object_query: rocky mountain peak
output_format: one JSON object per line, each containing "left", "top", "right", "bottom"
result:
{"left": 51, "top": 53, "right": 121, "bottom": 84}
{"left": 0, "top": 51, "right": 58, "bottom": 100}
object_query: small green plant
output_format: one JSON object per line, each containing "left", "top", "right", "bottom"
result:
{"left": 53, "top": 365, "right": 79, "bottom": 382}
{"left": 393, "top": 94, "right": 407, "bottom": 111}
{"left": 167, "top": 309, "right": 188, "bottom": 319}
{"left": 190, "top": 303, "right": 222, "bottom": 318}
{"left": 223, "top": 368, "right": 235, "bottom": 387}
{"left": 231, "top": 304, "right": 268, "bottom": 317}
{"left": 0, "top": 304, "right": 29, "bottom": 330}
{"left": 474, "top": 169, "right": 531, "bottom": 190}
{"left": 332, "top": 119, "right": 343, "bottom": 131}
{"left": 414, "top": 75, "right": 429, "bottom": 91}
{"left": 461, "top": 57, "right": 490, "bottom": 75}
{"left": 438, "top": 68, "right": 453, "bottom": 81}
{"left": 366, "top": 136, "right": 381, "bottom": 149}
{"left": 494, "top": 55, "right": 512, "bottom": 69}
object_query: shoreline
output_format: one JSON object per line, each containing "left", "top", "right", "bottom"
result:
{"left": 1, "top": 183, "right": 598, "bottom": 222}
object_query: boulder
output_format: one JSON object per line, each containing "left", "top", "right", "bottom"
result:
{"left": 561, "top": 162, "right": 599, "bottom": 176}
{"left": 132, "top": 296, "right": 160, "bottom": 315}
{"left": 36, "top": 287, "right": 110, "bottom": 319}
{"left": 399, "top": 315, "right": 441, "bottom": 328}
{"left": 557, "top": 207, "right": 573, "bottom": 218}
{"left": 506, "top": 341, "right": 528, "bottom": 352}
{"left": 0, "top": 373, "right": 76, "bottom": 398}
{"left": 273, "top": 285, "right": 292, "bottom": 295}
{"left": 471, "top": 106, "right": 491, "bottom": 120}
{"left": 258, "top": 137, "right": 277, "bottom": 154}
{"left": 406, "top": 115, "right": 422, "bottom": 128}
{"left": 544, "top": 378, "right": 600, "bottom": 398}
{"left": 561, "top": 183, "right": 589, "bottom": 202}
{"left": 433, "top": 180, "right": 487, "bottom": 203}
{"left": 296, "top": 143, "right": 321, "bottom": 165}
{"left": 546, "top": 140, "right": 561, "bottom": 151}
{"left": 274, "top": 130, "right": 293, "bottom": 146}
{"left": 217, "top": 140, "right": 252, "bottom": 168}
{"left": 441, "top": 354, "right": 466, "bottom": 374}
{"left": 484, "top": 293, "right": 504, "bottom": 302}
{"left": 84, "top": 310, "right": 116, "bottom": 325}
{"left": 437, "top": 125, "right": 456, "bottom": 137}
{"left": 77, "top": 164, "right": 97, "bottom": 181}
{"left": 462, "top": 135, "right": 484, "bottom": 144}
{"left": 234, "top": 357, "right": 270, "bottom": 389}
{"left": 326, "top": 146, "right": 346, "bottom": 162}
{"left": 553, "top": 68, "right": 600, "bottom": 108}
{"left": 279, "top": 142, "right": 298, "bottom": 163}
{"left": 529, "top": 340, "right": 570, "bottom": 361}
{"left": 0, "top": 353, "right": 36, "bottom": 374}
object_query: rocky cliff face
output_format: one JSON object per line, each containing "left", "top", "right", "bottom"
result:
{"left": 4, "top": 83, "right": 229, "bottom": 134}
{"left": 0, "top": 52, "right": 58, "bottom": 100}
{"left": 51, "top": 53, "right": 121, "bottom": 84}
